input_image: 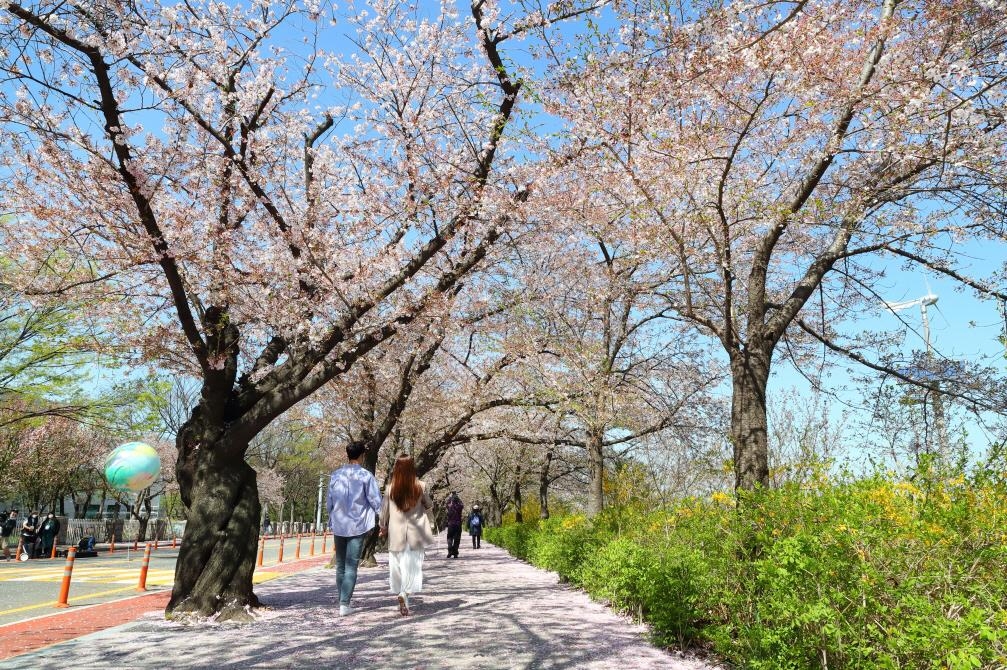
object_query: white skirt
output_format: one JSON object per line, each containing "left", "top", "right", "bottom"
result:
{"left": 388, "top": 547, "right": 424, "bottom": 595}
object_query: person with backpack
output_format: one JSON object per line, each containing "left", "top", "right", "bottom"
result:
{"left": 467, "top": 504, "right": 484, "bottom": 549}
{"left": 445, "top": 492, "right": 463, "bottom": 559}
{"left": 1, "top": 509, "right": 18, "bottom": 561}
{"left": 79, "top": 528, "right": 96, "bottom": 553}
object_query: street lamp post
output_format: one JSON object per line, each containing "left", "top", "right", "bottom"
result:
{"left": 314, "top": 474, "right": 324, "bottom": 532}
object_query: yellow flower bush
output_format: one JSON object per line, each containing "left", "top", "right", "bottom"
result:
{"left": 486, "top": 466, "right": 1007, "bottom": 669}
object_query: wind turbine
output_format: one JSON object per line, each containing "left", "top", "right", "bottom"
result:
{"left": 884, "top": 291, "right": 949, "bottom": 458}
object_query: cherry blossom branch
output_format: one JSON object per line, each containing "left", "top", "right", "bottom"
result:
{"left": 879, "top": 246, "right": 1007, "bottom": 302}
{"left": 491, "top": 1, "right": 610, "bottom": 44}
{"left": 750, "top": 0, "right": 899, "bottom": 311}
{"left": 719, "top": 77, "right": 774, "bottom": 350}
{"left": 5, "top": 3, "right": 210, "bottom": 370}
{"left": 796, "top": 318, "right": 1004, "bottom": 413}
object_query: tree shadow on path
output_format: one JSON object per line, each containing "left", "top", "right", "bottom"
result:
{"left": 6, "top": 539, "right": 719, "bottom": 670}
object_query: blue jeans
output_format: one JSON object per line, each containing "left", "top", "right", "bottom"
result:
{"left": 334, "top": 532, "right": 367, "bottom": 606}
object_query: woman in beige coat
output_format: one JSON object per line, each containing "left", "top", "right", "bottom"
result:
{"left": 379, "top": 454, "right": 435, "bottom": 615}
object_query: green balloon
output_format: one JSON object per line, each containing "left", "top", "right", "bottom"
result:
{"left": 104, "top": 441, "right": 161, "bottom": 492}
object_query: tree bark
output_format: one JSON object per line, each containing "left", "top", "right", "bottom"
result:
{"left": 586, "top": 432, "right": 605, "bottom": 517}
{"left": 167, "top": 428, "right": 261, "bottom": 621}
{"left": 512, "top": 462, "right": 523, "bottom": 523}
{"left": 488, "top": 483, "right": 503, "bottom": 526}
{"left": 357, "top": 441, "right": 383, "bottom": 568}
{"left": 137, "top": 497, "right": 153, "bottom": 542}
{"left": 74, "top": 492, "right": 91, "bottom": 519}
{"left": 730, "top": 349, "right": 772, "bottom": 491}
{"left": 538, "top": 451, "right": 553, "bottom": 520}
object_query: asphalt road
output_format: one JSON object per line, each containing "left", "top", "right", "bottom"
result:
{"left": 0, "top": 536, "right": 330, "bottom": 627}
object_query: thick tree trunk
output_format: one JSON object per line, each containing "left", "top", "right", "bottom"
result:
{"left": 730, "top": 350, "right": 771, "bottom": 491}
{"left": 137, "top": 497, "right": 153, "bottom": 542}
{"left": 515, "top": 475, "right": 523, "bottom": 523}
{"left": 538, "top": 451, "right": 552, "bottom": 520}
{"left": 167, "top": 435, "right": 261, "bottom": 621}
{"left": 357, "top": 441, "right": 383, "bottom": 568}
{"left": 512, "top": 465, "right": 523, "bottom": 523}
{"left": 356, "top": 529, "right": 382, "bottom": 569}
{"left": 488, "top": 483, "right": 503, "bottom": 526}
{"left": 586, "top": 432, "right": 605, "bottom": 517}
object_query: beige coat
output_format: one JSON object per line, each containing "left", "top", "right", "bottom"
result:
{"left": 380, "top": 481, "right": 436, "bottom": 552}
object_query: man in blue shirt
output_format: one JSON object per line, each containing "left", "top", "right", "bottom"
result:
{"left": 326, "top": 441, "right": 382, "bottom": 617}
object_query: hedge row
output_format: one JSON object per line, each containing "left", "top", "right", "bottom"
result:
{"left": 485, "top": 471, "right": 1007, "bottom": 669}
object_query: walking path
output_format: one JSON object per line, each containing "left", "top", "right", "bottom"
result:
{"left": 0, "top": 538, "right": 721, "bottom": 669}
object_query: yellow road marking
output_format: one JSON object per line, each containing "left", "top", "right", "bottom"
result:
{"left": 0, "top": 570, "right": 175, "bottom": 583}
{"left": 0, "top": 584, "right": 167, "bottom": 617}
{"left": 253, "top": 571, "right": 280, "bottom": 584}
{"left": 0, "top": 569, "right": 288, "bottom": 617}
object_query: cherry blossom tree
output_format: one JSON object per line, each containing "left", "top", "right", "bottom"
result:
{"left": 2, "top": 416, "right": 109, "bottom": 512}
{"left": 549, "top": 0, "right": 1007, "bottom": 490}
{"left": 442, "top": 219, "right": 726, "bottom": 514}
{"left": 309, "top": 262, "right": 563, "bottom": 482}
{"left": 0, "top": 0, "right": 601, "bottom": 618}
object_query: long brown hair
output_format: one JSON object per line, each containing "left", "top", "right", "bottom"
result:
{"left": 389, "top": 454, "right": 422, "bottom": 512}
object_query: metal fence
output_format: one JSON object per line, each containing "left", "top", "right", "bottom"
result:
{"left": 58, "top": 519, "right": 321, "bottom": 544}
{"left": 4, "top": 514, "right": 324, "bottom": 547}
{"left": 59, "top": 518, "right": 186, "bottom": 546}
{"left": 266, "top": 521, "right": 321, "bottom": 536}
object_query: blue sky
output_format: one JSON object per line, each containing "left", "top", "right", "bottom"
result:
{"left": 768, "top": 245, "right": 1007, "bottom": 465}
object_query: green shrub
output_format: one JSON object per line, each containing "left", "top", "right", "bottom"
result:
{"left": 488, "top": 468, "right": 1007, "bottom": 669}
{"left": 527, "top": 515, "right": 606, "bottom": 583}
{"left": 485, "top": 519, "right": 540, "bottom": 560}
{"left": 579, "top": 536, "right": 711, "bottom": 648}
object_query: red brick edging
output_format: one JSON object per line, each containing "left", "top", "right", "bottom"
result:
{"left": 0, "top": 591, "right": 172, "bottom": 660}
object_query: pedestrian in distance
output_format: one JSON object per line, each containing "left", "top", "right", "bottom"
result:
{"left": 379, "top": 453, "right": 436, "bottom": 616}
{"left": 326, "top": 441, "right": 383, "bottom": 617}
{"left": 20, "top": 510, "right": 40, "bottom": 560}
{"left": 445, "top": 491, "right": 463, "bottom": 559}
{"left": 1, "top": 509, "right": 17, "bottom": 561}
{"left": 38, "top": 512, "right": 60, "bottom": 558}
{"left": 467, "top": 504, "right": 484, "bottom": 549}
{"left": 262, "top": 514, "right": 272, "bottom": 536}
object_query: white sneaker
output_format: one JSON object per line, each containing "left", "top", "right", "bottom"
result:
{"left": 339, "top": 604, "right": 356, "bottom": 616}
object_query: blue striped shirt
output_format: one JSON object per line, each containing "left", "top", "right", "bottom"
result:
{"left": 326, "top": 464, "right": 382, "bottom": 537}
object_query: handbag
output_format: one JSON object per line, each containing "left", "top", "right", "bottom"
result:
{"left": 419, "top": 510, "right": 438, "bottom": 547}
